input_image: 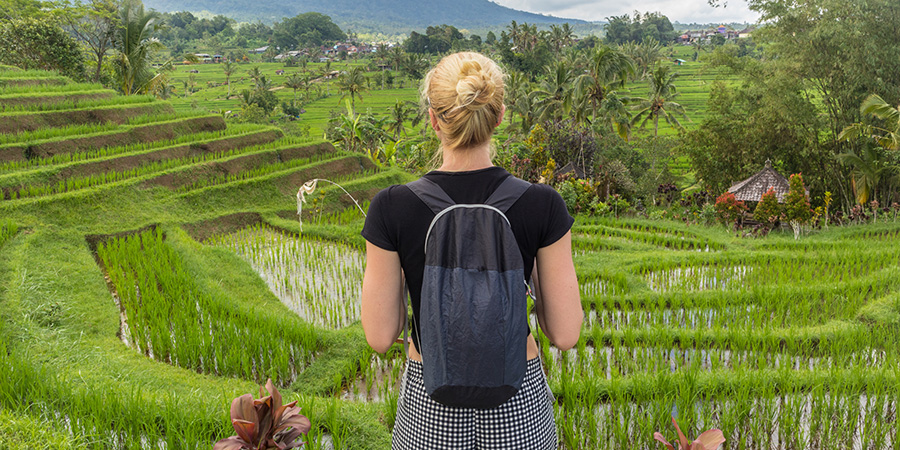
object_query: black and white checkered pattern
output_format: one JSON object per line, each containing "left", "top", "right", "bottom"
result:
{"left": 392, "top": 358, "right": 557, "bottom": 450}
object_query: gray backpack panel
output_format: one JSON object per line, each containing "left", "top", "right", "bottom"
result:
{"left": 407, "top": 176, "right": 531, "bottom": 409}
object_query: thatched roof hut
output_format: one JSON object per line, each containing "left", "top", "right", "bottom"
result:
{"left": 727, "top": 160, "right": 791, "bottom": 203}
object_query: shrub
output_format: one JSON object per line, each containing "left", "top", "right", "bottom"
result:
{"left": 783, "top": 173, "right": 813, "bottom": 238}
{"left": 753, "top": 187, "right": 781, "bottom": 227}
{"left": 0, "top": 18, "right": 86, "bottom": 81}
{"left": 714, "top": 192, "right": 747, "bottom": 226}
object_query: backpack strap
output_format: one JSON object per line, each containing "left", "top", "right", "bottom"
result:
{"left": 484, "top": 176, "right": 531, "bottom": 213}
{"left": 408, "top": 175, "right": 531, "bottom": 214}
{"left": 407, "top": 178, "right": 454, "bottom": 214}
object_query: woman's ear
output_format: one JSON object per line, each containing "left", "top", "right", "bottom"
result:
{"left": 429, "top": 108, "right": 441, "bottom": 133}
{"left": 497, "top": 104, "right": 506, "bottom": 127}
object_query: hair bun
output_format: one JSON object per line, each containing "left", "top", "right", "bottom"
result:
{"left": 456, "top": 61, "right": 495, "bottom": 111}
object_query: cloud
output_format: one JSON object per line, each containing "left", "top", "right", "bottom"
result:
{"left": 491, "top": 0, "right": 760, "bottom": 23}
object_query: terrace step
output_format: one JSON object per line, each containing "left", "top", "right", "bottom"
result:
{"left": 146, "top": 142, "right": 343, "bottom": 191}
{"left": 0, "top": 77, "right": 68, "bottom": 87}
{"left": 0, "top": 89, "right": 116, "bottom": 111}
{"left": 0, "top": 101, "right": 173, "bottom": 134}
{"left": 0, "top": 128, "right": 285, "bottom": 200}
{"left": 0, "top": 115, "right": 226, "bottom": 163}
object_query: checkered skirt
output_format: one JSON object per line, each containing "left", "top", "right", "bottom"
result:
{"left": 391, "top": 357, "right": 557, "bottom": 450}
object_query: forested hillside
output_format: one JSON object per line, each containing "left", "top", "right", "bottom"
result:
{"left": 143, "top": 0, "right": 582, "bottom": 29}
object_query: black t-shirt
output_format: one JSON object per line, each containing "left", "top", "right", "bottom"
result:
{"left": 361, "top": 166, "right": 574, "bottom": 351}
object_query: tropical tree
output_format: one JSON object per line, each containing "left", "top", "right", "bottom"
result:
{"left": 622, "top": 38, "right": 663, "bottom": 80}
{"left": 222, "top": 60, "right": 237, "bottom": 98}
{"left": 504, "top": 70, "right": 529, "bottom": 128}
{"left": 836, "top": 146, "right": 898, "bottom": 205}
{"left": 386, "top": 99, "right": 418, "bottom": 139}
{"left": 630, "top": 65, "right": 688, "bottom": 136}
{"left": 56, "top": 0, "right": 120, "bottom": 83}
{"left": 111, "top": 0, "right": 165, "bottom": 95}
{"left": 574, "top": 45, "right": 635, "bottom": 128}
{"left": 839, "top": 93, "right": 900, "bottom": 151}
{"left": 0, "top": 17, "right": 87, "bottom": 80}
{"left": 335, "top": 66, "right": 368, "bottom": 108}
{"left": 246, "top": 66, "right": 262, "bottom": 84}
{"left": 548, "top": 23, "right": 575, "bottom": 56}
{"left": 283, "top": 72, "right": 305, "bottom": 104}
{"left": 533, "top": 61, "right": 576, "bottom": 123}
{"left": 400, "top": 52, "right": 428, "bottom": 81}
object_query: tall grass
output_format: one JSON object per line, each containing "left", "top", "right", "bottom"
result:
{"left": 208, "top": 225, "right": 365, "bottom": 329}
{"left": 96, "top": 228, "right": 319, "bottom": 384}
{"left": 0, "top": 123, "right": 267, "bottom": 172}
{"left": 0, "top": 221, "right": 18, "bottom": 247}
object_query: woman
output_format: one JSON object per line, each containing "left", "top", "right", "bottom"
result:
{"left": 361, "top": 52, "right": 582, "bottom": 449}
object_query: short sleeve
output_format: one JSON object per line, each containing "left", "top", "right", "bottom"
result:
{"left": 535, "top": 184, "right": 574, "bottom": 248}
{"left": 361, "top": 187, "right": 398, "bottom": 251}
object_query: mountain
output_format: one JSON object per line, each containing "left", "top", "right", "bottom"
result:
{"left": 142, "top": 0, "right": 585, "bottom": 30}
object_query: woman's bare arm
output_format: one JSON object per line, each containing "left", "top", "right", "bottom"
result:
{"left": 531, "top": 230, "right": 582, "bottom": 351}
{"left": 361, "top": 241, "right": 406, "bottom": 354}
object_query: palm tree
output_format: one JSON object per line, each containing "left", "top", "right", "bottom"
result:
{"left": 335, "top": 66, "right": 368, "bottom": 109}
{"left": 111, "top": 0, "right": 164, "bottom": 95}
{"left": 222, "top": 60, "right": 237, "bottom": 98}
{"left": 387, "top": 100, "right": 417, "bottom": 139}
{"left": 533, "top": 61, "right": 576, "bottom": 123}
{"left": 839, "top": 94, "right": 900, "bottom": 151}
{"left": 246, "top": 66, "right": 262, "bottom": 84}
{"left": 622, "top": 39, "right": 663, "bottom": 80}
{"left": 548, "top": 23, "right": 574, "bottom": 56}
{"left": 836, "top": 146, "right": 899, "bottom": 205}
{"left": 630, "top": 65, "right": 688, "bottom": 136}
{"left": 504, "top": 70, "right": 529, "bottom": 128}
{"left": 400, "top": 53, "right": 429, "bottom": 81}
{"left": 574, "top": 45, "right": 635, "bottom": 126}
{"left": 596, "top": 91, "right": 633, "bottom": 140}
{"left": 283, "top": 72, "right": 305, "bottom": 104}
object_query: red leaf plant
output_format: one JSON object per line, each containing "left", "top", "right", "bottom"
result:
{"left": 654, "top": 416, "right": 725, "bottom": 450}
{"left": 214, "top": 379, "right": 311, "bottom": 450}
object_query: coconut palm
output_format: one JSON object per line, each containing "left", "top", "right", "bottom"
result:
{"left": 335, "top": 66, "right": 368, "bottom": 108}
{"left": 504, "top": 70, "right": 529, "bottom": 128}
{"left": 283, "top": 72, "right": 305, "bottom": 104}
{"left": 596, "top": 90, "right": 633, "bottom": 140}
{"left": 574, "top": 45, "right": 635, "bottom": 126}
{"left": 533, "top": 61, "right": 576, "bottom": 123}
{"left": 111, "top": 0, "right": 165, "bottom": 95}
{"left": 222, "top": 60, "right": 237, "bottom": 98}
{"left": 630, "top": 65, "right": 688, "bottom": 136}
{"left": 400, "top": 53, "right": 428, "bottom": 81}
{"left": 839, "top": 93, "right": 900, "bottom": 151}
{"left": 548, "top": 23, "right": 575, "bottom": 55}
{"left": 246, "top": 66, "right": 262, "bottom": 84}
{"left": 387, "top": 99, "right": 417, "bottom": 139}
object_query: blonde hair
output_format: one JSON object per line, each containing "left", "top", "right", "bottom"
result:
{"left": 422, "top": 52, "right": 505, "bottom": 150}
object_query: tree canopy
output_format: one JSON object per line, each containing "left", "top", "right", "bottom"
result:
{"left": 272, "top": 12, "right": 345, "bottom": 50}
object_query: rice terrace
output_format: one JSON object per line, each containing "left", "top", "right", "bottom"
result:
{"left": 2, "top": 0, "right": 900, "bottom": 449}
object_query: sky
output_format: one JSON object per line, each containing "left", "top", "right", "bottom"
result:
{"left": 490, "top": 0, "right": 760, "bottom": 24}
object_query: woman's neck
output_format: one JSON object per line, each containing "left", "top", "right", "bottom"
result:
{"left": 438, "top": 141, "right": 493, "bottom": 172}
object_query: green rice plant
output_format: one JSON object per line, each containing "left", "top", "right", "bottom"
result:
{"left": 208, "top": 225, "right": 364, "bottom": 330}
{"left": 2, "top": 130, "right": 289, "bottom": 201}
{"left": 0, "top": 123, "right": 268, "bottom": 172}
{"left": 0, "top": 82, "right": 98, "bottom": 96}
{"left": 96, "top": 228, "right": 319, "bottom": 384}
{"left": 0, "top": 220, "right": 18, "bottom": 247}
{"left": 0, "top": 92, "right": 150, "bottom": 113}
